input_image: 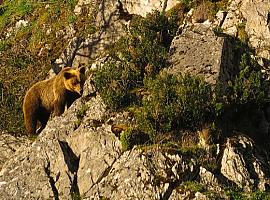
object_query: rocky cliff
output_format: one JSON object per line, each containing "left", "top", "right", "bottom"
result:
{"left": 1, "top": 0, "right": 270, "bottom": 199}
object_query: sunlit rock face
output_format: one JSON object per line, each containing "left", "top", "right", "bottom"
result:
{"left": 222, "top": 0, "right": 270, "bottom": 61}
{"left": 122, "top": 0, "right": 179, "bottom": 17}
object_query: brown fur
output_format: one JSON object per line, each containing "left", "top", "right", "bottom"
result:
{"left": 23, "top": 66, "right": 86, "bottom": 136}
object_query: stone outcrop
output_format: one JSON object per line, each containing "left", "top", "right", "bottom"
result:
{"left": 122, "top": 0, "right": 179, "bottom": 17}
{"left": 88, "top": 148, "right": 198, "bottom": 199}
{"left": 52, "top": 0, "right": 127, "bottom": 74}
{"left": 0, "top": 94, "right": 118, "bottom": 199}
{"left": 0, "top": 84, "right": 202, "bottom": 199}
{"left": 221, "top": 0, "right": 270, "bottom": 63}
{"left": 1, "top": 96, "right": 269, "bottom": 199}
{"left": 221, "top": 135, "right": 270, "bottom": 192}
{"left": 168, "top": 23, "right": 239, "bottom": 85}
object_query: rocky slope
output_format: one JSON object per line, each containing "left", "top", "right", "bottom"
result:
{"left": 1, "top": 0, "right": 270, "bottom": 199}
{"left": 1, "top": 94, "right": 270, "bottom": 199}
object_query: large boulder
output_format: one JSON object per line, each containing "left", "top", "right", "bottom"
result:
{"left": 168, "top": 23, "right": 239, "bottom": 85}
{"left": 87, "top": 148, "right": 199, "bottom": 200}
{"left": 1, "top": 107, "right": 269, "bottom": 199}
{"left": 0, "top": 93, "right": 121, "bottom": 199}
{"left": 221, "top": 135, "right": 270, "bottom": 192}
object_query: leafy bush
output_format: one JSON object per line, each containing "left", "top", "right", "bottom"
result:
{"left": 120, "top": 128, "right": 150, "bottom": 151}
{"left": 93, "top": 7, "right": 269, "bottom": 147}
{"left": 237, "top": 22, "right": 248, "bottom": 43}
{"left": 0, "top": 40, "right": 10, "bottom": 51}
{"left": 94, "top": 59, "right": 142, "bottom": 110}
{"left": 135, "top": 72, "right": 214, "bottom": 138}
{"left": 94, "top": 11, "right": 175, "bottom": 110}
{"left": 129, "top": 11, "right": 173, "bottom": 48}
{"left": 217, "top": 53, "right": 270, "bottom": 108}
{"left": 213, "top": 53, "right": 270, "bottom": 143}
{"left": 180, "top": 181, "right": 205, "bottom": 193}
{"left": 74, "top": 104, "right": 89, "bottom": 129}
{"left": 225, "top": 189, "right": 270, "bottom": 200}
{"left": 120, "top": 128, "right": 133, "bottom": 151}
{"left": 193, "top": 1, "right": 216, "bottom": 23}
{"left": 225, "top": 187, "right": 245, "bottom": 200}
{"left": 249, "top": 191, "right": 270, "bottom": 200}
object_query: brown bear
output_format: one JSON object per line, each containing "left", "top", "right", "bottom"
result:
{"left": 23, "top": 66, "right": 86, "bottom": 136}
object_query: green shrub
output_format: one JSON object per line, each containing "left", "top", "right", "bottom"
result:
{"left": 129, "top": 11, "right": 170, "bottom": 46}
{"left": 249, "top": 191, "right": 270, "bottom": 200}
{"left": 166, "top": 3, "right": 188, "bottom": 35}
{"left": 225, "top": 189, "right": 270, "bottom": 200}
{"left": 68, "top": 15, "right": 77, "bottom": 24}
{"left": 94, "top": 59, "right": 142, "bottom": 110}
{"left": 0, "top": 40, "right": 10, "bottom": 51}
{"left": 120, "top": 128, "right": 150, "bottom": 151}
{"left": 76, "top": 104, "right": 89, "bottom": 120}
{"left": 120, "top": 128, "right": 133, "bottom": 151}
{"left": 0, "top": 51, "right": 38, "bottom": 134}
{"left": 193, "top": 1, "right": 216, "bottom": 23}
{"left": 225, "top": 188, "right": 245, "bottom": 200}
{"left": 217, "top": 53, "right": 270, "bottom": 108}
{"left": 135, "top": 72, "right": 214, "bottom": 138}
{"left": 180, "top": 181, "right": 205, "bottom": 193}
{"left": 16, "top": 0, "right": 33, "bottom": 16}
{"left": 213, "top": 53, "right": 270, "bottom": 143}
{"left": 63, "top": 0, "right": 78, "bottom": 10}
{"left": 74, "top": 104, "right": 89, "bottom": 129}
{"left": 237, "top": 22, "right": 248, "bottom": 43}
{"left": 94, "top": 11, "right": 174, "bottom": 110}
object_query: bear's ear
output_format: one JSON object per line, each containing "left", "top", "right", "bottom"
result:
{"left": 64, "top": 71, "right": 73, "bottom": 79}
{"left": 79, "top": 66, "right": 86, "bottom": 74}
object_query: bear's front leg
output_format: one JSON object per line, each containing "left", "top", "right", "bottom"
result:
{"left": 24, "top": 114, "right": 37, "bottom": 136}
{"left": 54, "top": 99, "right": 66, "bottom": 116}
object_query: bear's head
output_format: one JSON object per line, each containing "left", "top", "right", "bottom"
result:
{"left": 63, "top": 66, "right": 86, "bottom": 95}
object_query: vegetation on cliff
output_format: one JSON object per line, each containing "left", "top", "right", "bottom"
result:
{"left": 94, "top": 7, "right": 270, "bottom": 149}
{"left": 0, "top": 0, "right": 98, "bottom": 134}
{"left": 0, "top": 0, "right": 269, "bottom": 151}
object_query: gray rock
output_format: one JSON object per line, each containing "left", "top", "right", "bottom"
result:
{"left": 168, "top": 23, "right": 239, "bottom": 85}
{"left": 199, "top": 167, "right": 222, "bottom": 192}
{"left": 222, "top": 0, "right": 270, "bottom": 61}
{"left": 0, "top": 94, "right": 200, "bottom": 199}
{"left": 122, "top": 0, "right": 179, "bottom": 17}
{"left": 1, "top": 101, "right": 270, "bottom": 199}
{"left": 0, "top": 94, "right": 117, "bottom": 199}
{"left": 51, "top": 0, "right": 127, "bottom": 74}
{"left": 0, "top": 133, "right": 30, "bottom": 170}
{"left": 221, "top": 135, "right": 270, "bottom": 192}
{"left": 86, "top": 148, "right": 198, "bottom": 200}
